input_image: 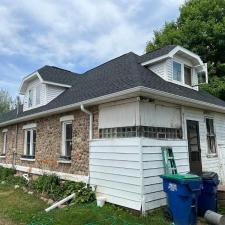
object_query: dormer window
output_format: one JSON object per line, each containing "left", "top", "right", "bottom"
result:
{"left": 173, "top": 60, "right": 193, "bottom": 86}
{"left": 173, "top": 61, "right": 182, "bottom": 82}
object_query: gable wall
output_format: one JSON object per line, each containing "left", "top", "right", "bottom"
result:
{"left": 23, "top": 78, "right": 46, "bottom": 111}
{"left": 148, "top": 60, "right": 166, "bottom": 80}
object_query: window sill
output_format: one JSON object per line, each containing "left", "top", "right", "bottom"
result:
{"left": 206, "top": 154, "right": 218, "bottom": 158}
{"left": 20, "top": 158, "right": 35, "bottom": 162}
{"left": 57, "top": 160, "right": 72, "bottom": 164}
{"left": 0, "top": 155, "right": 6, "bottom": 159}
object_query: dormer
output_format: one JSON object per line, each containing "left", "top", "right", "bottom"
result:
{"left": 19, "top": 66, "right": 75, "bottom": 112}
{"left": 140, "top": 45, "right": 208, "bottom": 90}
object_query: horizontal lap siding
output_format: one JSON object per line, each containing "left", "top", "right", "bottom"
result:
{"left": 142, "top": 139, "right": 189, "bottom": 211}
{"left": 89, "top": 138, "right": 142, "bottom": 210}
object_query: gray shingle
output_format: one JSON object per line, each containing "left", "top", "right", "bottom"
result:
{"left": 1, "top": 47, "right": 225, "bottom": 124}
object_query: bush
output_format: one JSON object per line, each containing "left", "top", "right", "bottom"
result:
{"left": 30, "top": 174, "right": 95, "bottom": 203}
{"left": 62, "top": 181, "right": 95, "bottom": 204}
{"left": 0, "top": 166, "right": 16, "bottom": 181}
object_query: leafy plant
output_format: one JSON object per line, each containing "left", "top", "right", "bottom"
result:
{"left": 0, "top": 166, "right": 16, "bottom": 181}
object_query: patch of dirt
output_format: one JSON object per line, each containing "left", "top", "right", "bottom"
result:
{"left": 0, "top": 191, "right": 14, "bottom": 196}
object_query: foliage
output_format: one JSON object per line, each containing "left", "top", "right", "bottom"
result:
{"left": 146, "top": 0, "right": 225, "bottom": 100}
{"left": 29, "top": 174, "right": 95, "bottom": 203}
{"left": 62, "top": 181, "right": 96, "bottom": 204}
{"left": 0, "top": 89, "right": 15, "bottom": 116}
{"left": 0, "top": 166, "right": 16, "bottom": 180}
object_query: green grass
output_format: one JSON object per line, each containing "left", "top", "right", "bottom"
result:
{"left": 0, "top": 184, "right": 169, "bottom": 225}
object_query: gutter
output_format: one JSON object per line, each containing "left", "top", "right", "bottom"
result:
{"left": 1, "top": 86, "right": 225, "bottom": 127}
{"left": 80, "top": 104, "right": 93, "bottom": 140}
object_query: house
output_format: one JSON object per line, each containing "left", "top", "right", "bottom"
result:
{"left": 0, "top": 45, "right": 225, "bottom": 213}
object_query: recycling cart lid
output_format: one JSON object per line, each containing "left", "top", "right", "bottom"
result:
{"left": 200, "top": 171, "right": 218, "bottom": 180}
{"left": 161, "top": 173, "right": 201, "bottom": 181}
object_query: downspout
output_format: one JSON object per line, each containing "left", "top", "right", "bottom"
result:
{"left": 80, "top": 105, "right": 93, "bottom": 140}
{"left": 80, "top": 104, "right": 93, "bottom": 185}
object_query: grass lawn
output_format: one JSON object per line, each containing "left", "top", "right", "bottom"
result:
{"left": 0, "top": 184, "right": 170, "bottom": 225}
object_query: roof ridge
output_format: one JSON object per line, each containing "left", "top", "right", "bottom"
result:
{"left": 84, "top": 52, "right": 137, "bottom": 74}
{"left": 141, "top": 44, "right": 177, "bottom": 57}
{"left": 49, "top": 66, "right": 79, "bottom": 75}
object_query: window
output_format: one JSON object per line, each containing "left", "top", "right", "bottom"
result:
{"left": 23, "top": 129, "right": 36, "bottom": 159}
{"left": 99, "top": 126, "right": 182, "bottom": 139}
{"left": 61, "top": 122, "right": 72, "bottom": 160}
{"left": 28, "top": 89, "right": 33, "bottom": 108}
{"left": 173, "top": 61, "right": 182, "bottom": 82}
{"left": 184, "top": 65, "right": 192, "bottom": 86}
{"left": 206, "top": 118, "right": 217, "bottom": 154}
{"left": 2, "top": 131, "right": 7, "bottom": 156}
{"left": 35, "top": 85, "right": 41, "bottom": 105}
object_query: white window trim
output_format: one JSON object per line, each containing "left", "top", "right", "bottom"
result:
{"left": 205, "top": 117, "right": 217, "bottom": 157}
{"left": 23, "top": 129, "right": 36, "bottom": 157}
{"left": 2, "top": 130, "right": 7, "bottom": 155}
{"left": 61, "top": 121, "right": 73, "bottom": 158}
{"left": 23, "top": 123, "right": 37, "bottom": 130}
{"left": 172, "top": 59, "right": 193, "bottom": 87}
{"left": 60, "top": 115, "right": 74, "bottom": 122}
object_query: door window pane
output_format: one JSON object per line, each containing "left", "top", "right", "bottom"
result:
{"left": 173, "top": 61, "right": 182, "bottom": 81}
{"left": 184, "top": 65, "right": 192, "bottom": 86}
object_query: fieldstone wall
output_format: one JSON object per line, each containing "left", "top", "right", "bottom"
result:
{"left": 0, "top": 106, "right": 99, "bottom": 176}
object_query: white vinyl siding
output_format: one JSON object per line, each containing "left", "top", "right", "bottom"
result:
{"left": 89, "top": 138, "right": 189, "bottom": 213}
{"left": 148, "top": 60, "right": 166, "bottom": 79}
{"left": 46, "top": 85, "right": 65, "bottom": 103}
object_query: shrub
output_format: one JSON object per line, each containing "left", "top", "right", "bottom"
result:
{"left": 62, "top": 181, "right": 95, "bottom": 204}
{"left": 0, "top": 167, "right": 16, "bottom": 181}
{"left": 31, "top": 174, "right": 61, "bottom": 195}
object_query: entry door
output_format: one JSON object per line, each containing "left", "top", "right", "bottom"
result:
{"left": 186, "top": 120, "right": 202, "bottom": 174}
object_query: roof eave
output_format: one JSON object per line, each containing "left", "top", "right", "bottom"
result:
{"left": 1, "top": 86, "right": 225, "bottom": 127}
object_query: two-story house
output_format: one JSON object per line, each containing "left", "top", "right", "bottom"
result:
{"left": 0, "top": 45, "right": 225, "bottom": 213}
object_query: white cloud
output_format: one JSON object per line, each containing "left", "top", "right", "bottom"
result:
{"left": 0, "top": 0, "right": 183, "bottom": 96}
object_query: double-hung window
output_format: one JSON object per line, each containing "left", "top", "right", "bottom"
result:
{"left": 35, "top": 85, "right": 41, "bottom": 105}
{"left": 173, "top": 61, "right": 182, "bottom": 82}
{"left": 23, "top": 128, "right": 36, "bottom": 159}
{"left": 61, "top": 121, "right": 72, "bottom": 160}
{"left": 206, "top": 118, "right": 217, "bottom": 155}
{"left": 2, "top": 130, "right": 7, "bottom": 156}
{"left": 173, "top": 60, "right": 193, "bottom": 86}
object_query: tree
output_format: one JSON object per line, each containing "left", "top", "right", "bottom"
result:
{"left": 146, "top": 0, "right": 225, "bottom": 100}
{"left": 0, "top": 89, "right": 14, "bottom": 116}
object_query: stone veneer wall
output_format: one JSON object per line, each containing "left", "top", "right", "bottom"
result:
{"left": 0, "top": 106, "right": 99, "bottom": 176}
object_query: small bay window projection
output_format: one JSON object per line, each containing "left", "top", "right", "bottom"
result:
{"left": 2, "top": 131, "right": 7, "bottom": 156}
{"left": 22, "top": 129, "right": 36, "bottom": 159}
{"left": 173, "top": 61, "right": 182, "bottom": 82}
{"left": 61, "top": 121, "right": 72, "bottom": 160}
{"left": 206, "top": 118, "right": 217, "bottom": 154}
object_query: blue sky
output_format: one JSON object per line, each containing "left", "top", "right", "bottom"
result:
{"left": 0, "top": 0, "right": 184, "bottom": 97}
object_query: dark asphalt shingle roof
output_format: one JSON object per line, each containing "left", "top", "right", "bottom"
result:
{"left": 139, "top": 45, "right": 177, "bottom": 63}
{"left": 38, "top": 66, "right": 80, "bottom": 85}
{"left": 1, "top": 46, "right": 225, "bottom": 124}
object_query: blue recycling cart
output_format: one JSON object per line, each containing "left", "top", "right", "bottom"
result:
{"left": 161, "top": 174, "right": 202, "bottom": 225}
{"left": 198, "top": 172, "right": 220, "bottom": 216}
